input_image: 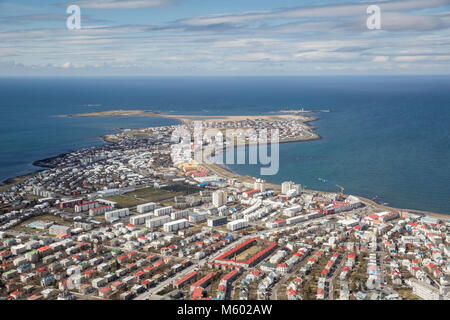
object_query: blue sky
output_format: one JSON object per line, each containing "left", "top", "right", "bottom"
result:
{"left": 1, "top": 0, "right": 450, "bottom": 75}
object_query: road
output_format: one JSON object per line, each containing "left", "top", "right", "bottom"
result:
{"left": 327, "top": 254, "right": 346, "bottom": 300}
{"left": 134, "top": 231, "right": 267, "bottom": 300}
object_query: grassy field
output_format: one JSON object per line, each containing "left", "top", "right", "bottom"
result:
{"left": 104, "top": 187, "right": 184, "bottom": 207}
{"left": 127, "top": 187, "right": 174, "bottom": 199}
{"left": 234, "top": 243, "right": 268, "bottom": 262}
{"left": 12, "top": 214, "right": 68, "bottom": 234}
{"left": 396, "top": 288, "right": 422, "bottom": 300}
{"left": 103, "top": 195, "right": 147, "bottom": 208}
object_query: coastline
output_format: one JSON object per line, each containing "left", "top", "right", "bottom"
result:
{"left": 2, "top": 109, "right": 448, "bottom": 220}
{"left": 204, "top": 160, "right": 450, "bottom": 221}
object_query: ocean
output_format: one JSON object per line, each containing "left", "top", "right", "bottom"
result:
{"left": 0, "top": 76, "right": 449, "bottom": 214}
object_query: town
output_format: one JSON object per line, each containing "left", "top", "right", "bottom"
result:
{"left": 0, "top": 117, "right": 448, "bottom": 301}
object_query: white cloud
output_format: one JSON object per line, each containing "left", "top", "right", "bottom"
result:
{"left": 74, "top": 0, "right": 180, "bottom": 9}
{"left": 181, "top": 0, "right": 450, "bottom": 27}
{"left": 394, "top": 55, "right": 428, "bottom": 62}
{"left": 372, "top": 56, "right": 389, "bottom": 62}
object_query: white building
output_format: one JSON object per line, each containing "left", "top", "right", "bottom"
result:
{"left": 49, "top": 225, "right": 71, "bottom": 236}
{"left": 281, "top": 181, "right": 301, "bottom": 195}
{"left": 171, "top": 209, "right": 190, "bottom": 220}
{"left": 154, "top": 206, "right": 172, "bottom": 216}
{"left": 227, "top": 218, "right": 248, "bottom": 231}
{"left": 146, "top": 216, "right": 171, "bottom": 229}
{"left": 129, "top": 213, "right": 154, "bottom": 225}
{"left": 212, "top": 190, "right": 227, "bottom": 208}
{"left": 136, "top": 202, "right": 156, "bottom": 214}
{"left": 254, "top": 179, "right": 266, "bottom": 192}
{"left": 105, "top": 208, "right": 130, "bottom": 222}
{"left": 163, "top": 219, "right": 189, "bottom": 232}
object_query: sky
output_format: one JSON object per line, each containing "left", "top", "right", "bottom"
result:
{"left": 1, "top": 0, "right": 450, "bottom": 76}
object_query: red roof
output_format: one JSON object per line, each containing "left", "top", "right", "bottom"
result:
{"left": 222, "top": 269, "right": 239, "bottom": 282}
{"left": 191, "top": 287, "right": 205, "bottom": 300}
{"left": 287, "top": 289, "right": 297, "bottom": 295}
{"left": 174, "top": 271, "right": 197, "bottom": 286}
{"left": 243, "top": 189, "right": 260, "bottom": 195}
{"left": 191, "top": 272, "right": 216, "bottom": 288}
